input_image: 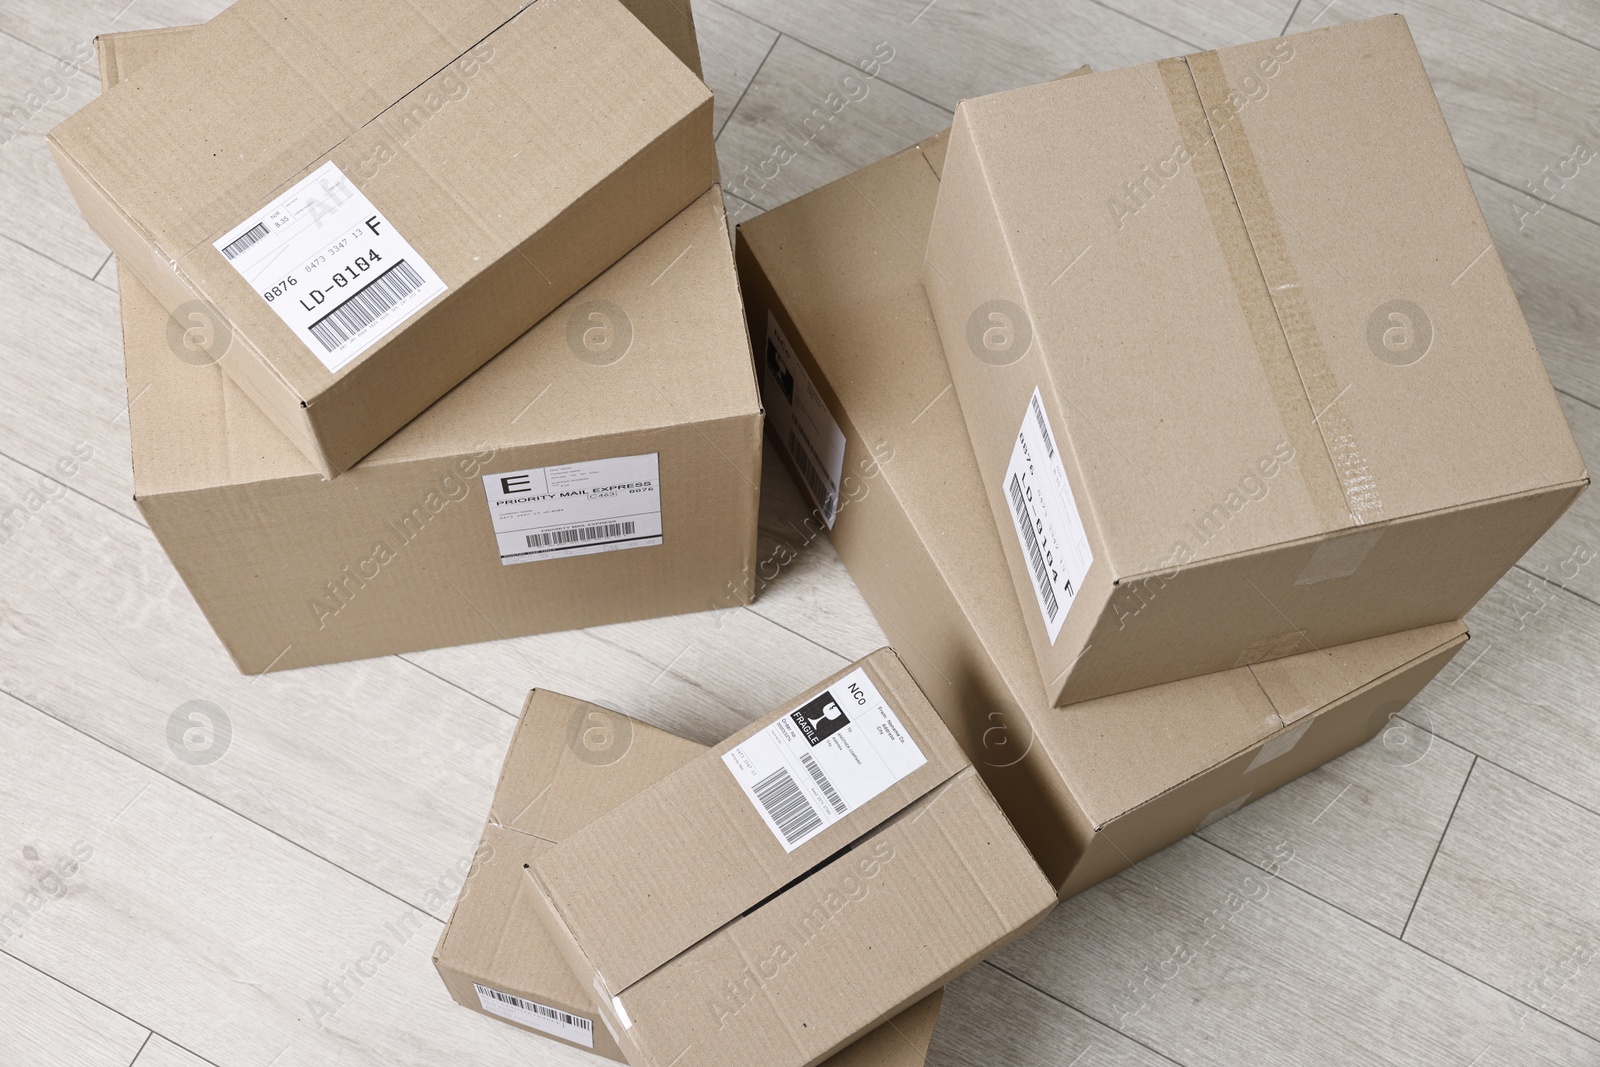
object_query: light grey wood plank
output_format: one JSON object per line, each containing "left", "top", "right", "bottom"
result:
{"left": 1406, "top": 761, "right": 1600, "bottom": 1044}
{"left": 716, "top": 34, "right": 950, "bottom": 211}
{"left": 0, "top": 951, "right": 147, "bottom": 1067}
{"left": 0, "top": 691, "right": 597, "bottom": 1067}
{"left": 1410, "top": 570, "right": 1600, "bottom": 817}
{"left": 406, "top": 594, "right": 851, "bottom": 747}
{"left": 93, "top": 252, "right": 115, "bottom": 291}
{"left": 0, "top": 236, "right": 137, "bottom": 523}
{"left": 131, "top": 1036, "right": 214, "bottom": 1067}
{"left": 1517, "top": 393, "right": 1600, "bottom": 603}
{"left": 698, "top": 0, "right": 780, "bottom": 135}
{"left": 1286, "top": 0, "right": 1600, "bottom": 225}
{"left": 1092, "top": 0, "right": 1297, "bottom": 50}
{"left": 927, "top": 963, "right": 1174, "bottom": 1067}
{"left": 1467, "top": 170, "right": 1600, "bottom": 408}
{"left": 994, "top": 835, "right": 1600, "bottom": 1066}
{"left": 711, "top": 0, "right": 1189, "bottom": 111}
{"left": 745, "top": 439, "right": 889, "bottom": 663}
{"left": 1481, "top": 0, "right": 1600, "bottom": 51}
{"left": 1199, "top": 719, "right": 1477, "bottom": 935}
{"left": 0, "top": 451, "right": 516, "bottom": 913}
{"left": 0, "top": 0, "right": 226, "bottom": 58}
{"left": 0, "top": 32, "right": 111, "bottom": 277}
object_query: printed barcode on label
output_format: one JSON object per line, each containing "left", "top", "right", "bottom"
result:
{"left": 752, "top": 766, "right": 822, "bottom": 846}
{"left": 309, "top": 260, "right": 426, "bottom": 353}
{"left": 1031, "top": 393, "right": 1056, "bottom": 459}
{"left": 799, "top": 751, "right": 847, "bottom": 815}
{"left": 220, "top": 223, "right": 270, "bottom": 262}
{"left": 786, "top": 427, "right": 836, "bottom": 519}
{"left": 1010, "top": 473, "right": 1062, "bottom": 621}
{"left": 474, "top": 986, "right": 593, "bottom": 1032}
{"left": 525, "top": 520, "right": 636, "bottom": 549}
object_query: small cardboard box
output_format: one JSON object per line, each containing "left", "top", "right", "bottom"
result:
{"left": 435, "top": 690, "right": 945, "bottom": 1064}
{"left": 530, "top": 649, "right": 1054, "bottom": 1067}
{"left": 56, "top": 0, "right": 717, "bottom": 477}
{"left": 923, "top": 16, "right": 1585, "bottom": 705}
{"left": 735, "top": 120, "right": 1470, "bottom": 898}
{"left": 101, "top": 0, "right": 757, "bottom": 675}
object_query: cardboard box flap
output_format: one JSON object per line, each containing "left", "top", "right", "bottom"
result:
{"left": 124, "top": 187, "right": 750, "bottom": 496}
{"left": 1035, "top": 619, "right": 1469, "bottom": 827}
{"left": 533, "top": 649, "right": 971, "bottom": 996}
{"left": 613, "top": 769, "right": 1053, "bottom": 1067}
{"left": 946, "top": 14, "right": 1585, "bottom": 577}
{"left": 491, "top": 691, "right": 705, "bottom": 843}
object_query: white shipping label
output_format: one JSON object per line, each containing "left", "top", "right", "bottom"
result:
{"left": 214, "top": 161, "right": 448, "bottom": 373}
{"left": 482, "top": 454, "right": 663, "bottom": 566}
{"left": 762, "top": 311, "right": 847, "bottom": 527}
{"left": 472, "top": 984, "right": 596, "bottom": 1048}
{"left": 1004, "top": 388, "right": 1093, "bottom": 643}
{"left": 723, "top": 667, "right": 927, "bottom": 853}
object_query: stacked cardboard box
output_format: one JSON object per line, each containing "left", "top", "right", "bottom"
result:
{"left": 435, "top": 689, "right": 946, "bottom": 1064}
{"left": 737, "top": 16, "right": 1583, "bottom": 899}
{"left": 91, "top": 17, "right": 760, "bottom": 674}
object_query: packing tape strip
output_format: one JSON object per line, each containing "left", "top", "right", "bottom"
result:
{"left": 1159, "top": 53, "right": 1384, "bottom": 530}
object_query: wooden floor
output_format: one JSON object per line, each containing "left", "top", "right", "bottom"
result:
{"left": 1, "top": 0, "right": 1598, "bottom": 1064}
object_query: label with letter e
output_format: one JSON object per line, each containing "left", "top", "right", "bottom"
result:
{"left": 214, "top": 161, "right": 447, "bottom": 373}
{"left": 482, "top": 454, "right": 663, "bottom": 566}
{"left": 723, "top": 667, "right": 927, "bottom": 852}
{"left": 1004, "top": 387, "right": 1093, "bottom": 643}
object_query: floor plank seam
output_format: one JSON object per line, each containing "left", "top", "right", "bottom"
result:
{"left": 976, "top": 959, "right": 1189, "bottom": 1067}
{"left": 1400, "top": 754, "right": 1476, "bottom": 940}
{"left": 716, "top": 26, "right": 782, "bottom": 140}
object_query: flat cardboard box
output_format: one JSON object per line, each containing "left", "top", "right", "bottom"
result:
{"left": 102, "top": 0, "right": 757, "bottom": 675}
{"left": 435, "top": 690, "right": 944, "bottom": 1064}
{"left": 923, "top": 16, "right": 1585, "bottom": 704}
{"left": 56, "top": 0, "right": 717, "bottom": 477}
{"left": 735, "top": 120, "right": 1470, "bottom": 897}
{"left": 531, "top": 649, "right": 1055, "bottom": 1067}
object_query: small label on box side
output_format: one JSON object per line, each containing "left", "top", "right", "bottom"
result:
{"left": 472, "top": 983, "right": 596, "bottom": 1048}
{"left": 214, "top": 161, "right": 448, "bottom": 373}
{"left": 723, "top": 666, "right": 928, "bottom": 853}
{"left": 1003, "top": 388, "right": 1093, "bottom": 643}
{"left": 762, "top": 311, "right": 847, "bottom": 527}
{"left": 481, "top": 453, "right": 663, "bottom": 566}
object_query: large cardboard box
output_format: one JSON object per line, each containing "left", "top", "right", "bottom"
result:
{"left": 56, "top": 0, "right": 717, "bottom": 477}
{"left": 101, "top": 2, "right": 757, "bottom": 675}
{"left": 530, "top": 649, "right": 1054, "bottom": 1067}
{"left": 736, "top": 122, "right": 1471, "bottom": 898}
{"left": 922, "top": 16, "right": 1585, "bottom": 705}
{"left": 435, "top": 690, "right": 944, "bottom": 1064}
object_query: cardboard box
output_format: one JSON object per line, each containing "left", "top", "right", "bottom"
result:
{"left": 530, "top": 649, "right": 1054, "bottom": 1067}
{"left": 100, "top": 2, "right": 757, "bottom": 675}
{"left": 922, "top": 16, "right": 1585, "bottom": 705}
{"left": 735, "top": 121, "right": 1471, "bottom": 897}
{"left": 436, "top": 690, "right": 944, "bottom": 1064}
{"left": 56, "top": 0, "right": 717, "bottom": 477}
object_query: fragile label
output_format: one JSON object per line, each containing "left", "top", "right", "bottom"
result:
{"left": 472, "top": 984, "right": 595, "bottom": 1048}
{"left": 482, "top": 454, "right": 663, "bottom": 566}
{"left": 214, "top": 161, "right": 448, "bottom": 372}
{"left": 723, "top": 667, "right": 927, "bottom": 852}
{"left": 1004, "top": 388, "right": 1093, "bottom": 643}
{"left": 762, "top": 311, "right": 847, "bottom": 527}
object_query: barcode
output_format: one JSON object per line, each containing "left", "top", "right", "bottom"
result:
{"left": 309, "top": 259, "right": 426, "bottom": 353}
{"left": 1010, "top": 473, "right": 1061, "bottom": 621}
{"left": 220, "top": 222, "right": 270, "bottom": 261}
{"left": 473, "top": 985, "right": 592, "bottom": 1033}
{"left": 525, "top": 520, "right": 636, "bottom": 549}
{"left": 787, "top": 427, "right": 836, "bottom": 519}
{"left": 752, "top": 766, "right": 822, "bottom": 845}
{"left": 799, "top": 751, "right": 847, "bottom": 815}
{"left": 1030, "top": 394, "right": 1056, "bottom": 459}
